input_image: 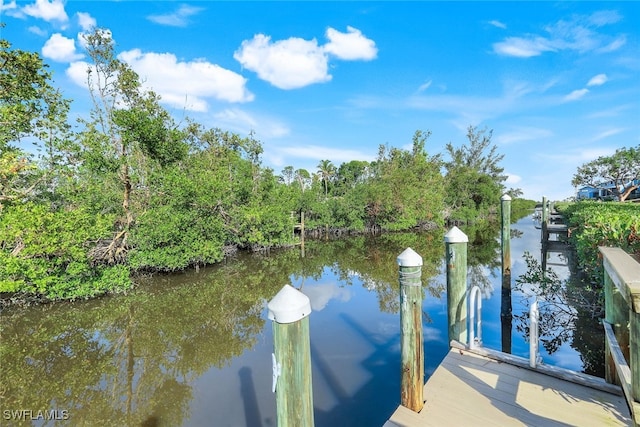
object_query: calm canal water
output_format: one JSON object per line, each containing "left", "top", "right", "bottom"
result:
{"left": 0, "top": 215, "right": 603, "bottom": 426}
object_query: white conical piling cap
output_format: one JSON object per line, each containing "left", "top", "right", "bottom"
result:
{"left": 397, "top": 247, "right": 423, "bottom": 267}
{"left": 444, "top": 226, "right": 468, "bottom": 243}
{"left": 501, "top": 194, "right": 512, "bottom": 201}
{"left": 267, "top": 284, "right": 311, "bottom": 324}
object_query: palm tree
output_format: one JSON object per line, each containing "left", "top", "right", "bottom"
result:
{"left": 317, "top": 159, "right": 336, "bottom": 197}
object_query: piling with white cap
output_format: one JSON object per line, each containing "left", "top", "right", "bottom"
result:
{"left": 445, "top": 226, "right": 468, "bottom": 344}
{"left": 397, "top": 247, "right": 424, "bottom": 412}
{"left": 267, "top": 285, "right": 314, "bottom": 427}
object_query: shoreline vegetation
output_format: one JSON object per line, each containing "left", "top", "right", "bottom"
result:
{"left": 556, "top": 201, "right": 640, "bottom": 283}
{"left": 1, "top": 28, "right": 526, "bottom": 307}
{"left": 3, "top": 28, "right": 637, "bottom": 308}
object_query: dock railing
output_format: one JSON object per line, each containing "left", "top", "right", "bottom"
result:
{"left": 600, "top": 246, "right": 640, "bottom": 425}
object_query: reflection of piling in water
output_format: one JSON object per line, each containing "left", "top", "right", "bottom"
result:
{"left": 500, "top": 195, "right": 512, "bottom": 354}
{"left": 239, "top": 367, "right": 262, "bottom": 427}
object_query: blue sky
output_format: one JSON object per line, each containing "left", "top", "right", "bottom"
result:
{"left": 2, "top": 1, "right": 639, "bottom": 201}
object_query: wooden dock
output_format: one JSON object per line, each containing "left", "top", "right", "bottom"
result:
{"left": 384, "top": 344, "right": 633, "bottom": 427}
{"left": 381, "top": 201, "right": 639, "bottom": 427}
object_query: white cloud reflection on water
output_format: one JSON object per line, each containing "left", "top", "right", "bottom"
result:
{"left": 300, "top": 282, "right": 352, "bottom": 311}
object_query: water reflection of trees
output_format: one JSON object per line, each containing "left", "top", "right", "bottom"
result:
{"left": 299, "top": 230, "right": 448, "bottom": 314}
{"left": 0, "top": 256, "right": 288, "bottom": 426}
{"left": 463, "top": 222, "right": 501, "bottom": 299}
{"left": 513, "top": 251, "right": 605, "bottom": 376}
{"left": 0, "top": 223, "right": 507, "bottom": 425}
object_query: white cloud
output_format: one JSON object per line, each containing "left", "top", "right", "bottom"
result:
{"left": 598, "top": 35, "right": 626, "bottom": 53}
{"left": 279, "top": 144, "right": 376, "bottom": 164}
{"left": 587, "top": 104, "right": 633, "bottom": 119}
{"left": 563, "top": 88, "right": 589, "bottom": 102}
{"left": 23, "top": 0, "right": 68, "bottom": 23}
{"left": 587, "top": 73, "right": 607, "bottom": 86}
{"left": 588, "top": 10, "right": 622, "bottom": 27}
{"left": 234, "top": 34, "right": 331, "bottom": 90}
{"left": 323, "top": 26, "right": 377, "bottom": 60}
{"left": 147, "top": 4, "right": 203, "bottom": 27}
{"left": 505, "top": 173, "right": 521, "bottom": 185}
{"left": 27, "top": 26, "right": 47, "bottom": 36}
{"left": 117, "top": 49, "right": 254, "bottom": 110}
{"left": 489, "top": 20, "right": 507, "bottom": 29}
{"left": 496, "top": 127, "right": 553, "bottom": 145}
{"left": 212, "top": 108, "right": 290, "bottom": 138}
{"left": 576, "top": 147, "right": 616, "bottom": 161}
{"left": 76, "top": 12, "right": 96, "bottom": 31}
{"left": 1, "top": 1, "right": 21, "bottom": 17}
{"left": 493, "top": 11, "right": 626, "bottom": 58}
{"left": 42, "top": 33, "right": 83, "bottom": 62}
{"left": 234, "top": 27, "right": 376, "bottom": 90}
{"left": 66, "top": 61, "right": 95, "bottom": 93}
{"left": 591, "top": 127, "right": 625, "bottom": 142}
{"left": 493, "top": 36, "right": 555, "bottom": 58}
{"left": 417, "top": 80, "right": 432, "bottom": 93}
{"left": 407, "top": 90, "right": 523, "bottom": 125}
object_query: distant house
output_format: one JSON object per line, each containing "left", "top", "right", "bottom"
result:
{"left": 576, "top": 178, "right": 640, "bottom": 201}
{"left": 577, "top": 186, "right": 598, "bottom": 200}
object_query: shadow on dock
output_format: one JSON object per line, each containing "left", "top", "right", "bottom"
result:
{"left": 385, "top": 344, "right": 632, "bottom": 427}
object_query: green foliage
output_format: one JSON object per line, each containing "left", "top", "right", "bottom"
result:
{"left": 365, "top": 130, "right": 445, "bottom": 230}
{"left": 572, "top": 145, "right": 640, "bottom": 201}
{"left": 317, "top": 159, "right": 337, "bottom": 197}
{"left": 561, "top": 201, "right": 640, "bottom": 281}
{"left": 0, "top": 36, "right": 51, "bottom": 144}
{"left": 444, "top": 126, "right": 507, "bottom": 222}
{"left": 1, "top": 35, "right": 72, "bottom": 207}
{"left": 129, "top": 204, "right": 226, "bottom": 271}
{"left": 0, "top": 202, "right": 132, "bottom": 300}
{"left": 1, "top": 27, "right": 515, "bottom": 303}
{"left": 113, "top": 104, "right": 187, "bottom": 167}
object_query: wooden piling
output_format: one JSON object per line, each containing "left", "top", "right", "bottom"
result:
{"left": 397, "top": 248, "right": 424, "bottom": 412}
{"left": 267, "top": 285, "right": 314, "bottom": 427}
{"left": 604, "top": 266, "right": 629, "bottom": 385}
{"left": 445, "top": 227, "right": 468, "bottom": 344}
{"left": 600, "top": 247, "right": 640, "bottom": 425}
{"left": 500, "top": 194, "right": 512, "bottom": 354}
{"left": 632, "top": 309, "right": 640, "bottom": 410}
{"left": 541, "top": 196, "right": 548, "bottom": 244}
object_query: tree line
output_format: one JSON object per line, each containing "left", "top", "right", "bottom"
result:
{"left": 1, "top": 28, "right": 521, "bottom": 302}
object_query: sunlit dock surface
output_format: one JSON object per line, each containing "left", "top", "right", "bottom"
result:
{"left": 384, "top": 344, "right": 632, "bottom": 427}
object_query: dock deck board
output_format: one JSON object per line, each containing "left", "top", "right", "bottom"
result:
{"left": 384, "top": 348, "right": 632, "bottom": 426}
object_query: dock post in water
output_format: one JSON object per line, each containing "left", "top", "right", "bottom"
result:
{"left": 397, "top": 248, "right": 424, "bottom": 412}
{"left": 541, "top": 196, "right": 548, "bottom": 244}
{"left": 500, "top": 194, "right": 512, "bottom": 354}
{"left": 267, "top": 285, "right": 314, "bottom": 427}
{"left": 445, "top": 226, "right": 468, "bottom": 344}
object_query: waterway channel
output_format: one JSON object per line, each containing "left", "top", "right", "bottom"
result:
{"left": 0, "top": 214, "right": 604, "bottom": 426}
